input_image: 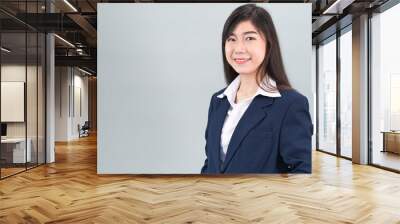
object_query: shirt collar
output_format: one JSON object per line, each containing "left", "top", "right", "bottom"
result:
{"left": 216, "top": 75, "right": 281, "bottom": 104}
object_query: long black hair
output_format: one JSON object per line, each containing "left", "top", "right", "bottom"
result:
{"left": 222, "top": 4, "right": 292, "bottom": 91}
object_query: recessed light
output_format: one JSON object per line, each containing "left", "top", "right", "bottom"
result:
{"left": 78, "top": 67, "right": 93, "bottom": 76}
{"left": 1, "top": 47, "right": 11, "bottom": 53}
{"left": 63, "top": 0, "right": 78, "bottom": 12}
{"left": 54, "top": 34, "right": 75, "bottom": 48}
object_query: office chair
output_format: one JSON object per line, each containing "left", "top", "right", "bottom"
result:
{"left": 79, "top": 121, "right": 90, "bottom": 138}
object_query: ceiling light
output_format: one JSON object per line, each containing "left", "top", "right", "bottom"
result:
{"left": 1, "top": 47, "right": 11, "bottom": 53}
{"left": 78, "top": 67, "right": 93, "bottom": 76}
{"left": 63, "top": 0, "right": 78, "bottom": 12}
{"left": 323, "top": 0, "right": 355, "bottom": 15}
{"left": 54, "top": 34, "right": 75, "bottom": 48}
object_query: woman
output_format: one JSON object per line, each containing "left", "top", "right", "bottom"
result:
{"left": 201, "top": 4, "right": 313, "bottom": 174}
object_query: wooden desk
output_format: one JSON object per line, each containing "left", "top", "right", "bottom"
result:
{"left": 381, "top": 131, "right": 400, "bottom": 154}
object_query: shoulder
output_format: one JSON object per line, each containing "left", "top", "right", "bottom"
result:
{"left": 206, "top": 88, "right": 227, "bottom": 113}
{"left": 211, "top": 88, "right": 226, "bottom": 99}
{"left": 277, "top": 88, "right": 309, "bottom": 107}
{"left": 208, "top": 87, "right": 227, "bottom": 103}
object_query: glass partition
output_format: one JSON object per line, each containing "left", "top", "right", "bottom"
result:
{"left": 0, "top": 1, "right": 46, "bottom": 179}
{"left": 1, "top": 31, "right": 28, "bottom": 177}
{"left": 38, "top": 32, "right": 45, "bottom": 165}
{"left": 27, "top": 31, "right": 38, "bottom": 169}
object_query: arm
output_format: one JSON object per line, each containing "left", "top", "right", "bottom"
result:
{"left": 279, "top": 95, "right": 313, "bottom": 173}
{"left": 200, "top": 95, "right": 214, "bottom": 174}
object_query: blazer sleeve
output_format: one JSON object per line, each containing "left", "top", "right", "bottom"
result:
{"left": 201, "top": 95, "right": 214, "bottom": 174}
{"left": 279, "top": 95, "right": 313, "bottom": 173}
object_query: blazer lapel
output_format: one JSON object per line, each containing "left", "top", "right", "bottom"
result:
{"left": 221, "top": 96, "right": 274, "bottom": 172}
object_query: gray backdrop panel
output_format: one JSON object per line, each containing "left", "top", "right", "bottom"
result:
{"left": 98, "top": 3, "right": 312, "bottom": 174}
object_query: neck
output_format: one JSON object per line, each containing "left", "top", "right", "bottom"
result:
{"left": 237, "top": 73, "right": 259, "bottom": 96}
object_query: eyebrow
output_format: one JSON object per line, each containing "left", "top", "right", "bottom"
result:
{"left": 228, "top": 31, "right": 259, "bottom": 37}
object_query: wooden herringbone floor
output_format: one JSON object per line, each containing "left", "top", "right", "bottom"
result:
{"left": 1, "top": 134, "right": 400, "bottom": 224}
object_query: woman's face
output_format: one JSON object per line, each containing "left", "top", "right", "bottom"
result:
{"left": 225, "top": 20, "right": 266, "bottom": 77}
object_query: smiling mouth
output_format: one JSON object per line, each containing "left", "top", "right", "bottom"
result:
{"left": 234, "top": 58, "right": 250, "bottom": 64}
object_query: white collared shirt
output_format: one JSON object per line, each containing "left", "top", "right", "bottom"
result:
{"left": 216, "top": 75, "right": 281, "bottom": 162}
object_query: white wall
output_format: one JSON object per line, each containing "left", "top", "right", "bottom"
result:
{"left": 55, "top": 67, "right": 89, "bottom": 141}
{"left": 98, "top": 3, "right": 313, "bottom": 174}
{"left": 72, "top": 73, "right": 89, "bottom": 138}
{"left": 55, "top": 67, "right": 69, "bottom": 141}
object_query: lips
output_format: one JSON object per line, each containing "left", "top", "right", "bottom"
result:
{"left": 234, "top": 58, "right": 250, "bottom": 64}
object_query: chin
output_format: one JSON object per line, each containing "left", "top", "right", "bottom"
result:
{"left": 233, "top": 68, "right": 257, "bottom": 76}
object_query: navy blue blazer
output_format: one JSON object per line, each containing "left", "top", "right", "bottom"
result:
{"left": 201, "top": 88, "right": 313, "bottom": 174}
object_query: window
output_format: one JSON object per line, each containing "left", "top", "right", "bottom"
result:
{"left": 371, "top": 3, "right": 400, "bottom": 171}
{"left": 339, "top": 28, "right": 352, "bottom": 158}
{"left": 318, "top": 36, "right": 337, "bottom": 155}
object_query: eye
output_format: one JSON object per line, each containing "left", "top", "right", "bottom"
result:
{"left": 226, "top": 37, "right": 235, "bottom": 42}
{"left": 245, "top": 36, "right": 256, "bottom": 41}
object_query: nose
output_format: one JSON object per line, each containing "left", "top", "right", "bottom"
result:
{"left": 233, "top": 39, "right": 246, "bottom": 54}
